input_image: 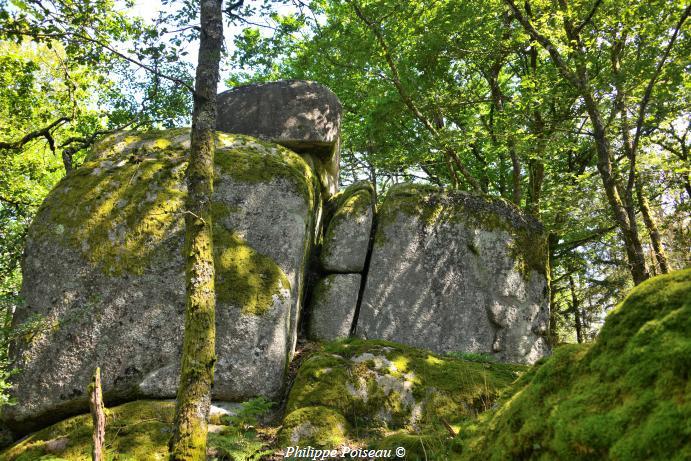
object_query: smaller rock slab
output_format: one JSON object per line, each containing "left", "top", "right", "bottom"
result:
{"left": 309, "top": 274, "right": 361, "bottom": 340}
{"left": 321, "top": 183, "right": 374, "bottom": 272}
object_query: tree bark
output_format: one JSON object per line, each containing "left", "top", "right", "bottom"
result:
{"left": 569, "top": 276, "right": 583, "bottom": 344}
{"left": 169, "top": 0, "right": 223, "bottom": 459}
{"left": 635, "top": 178, "right": 669, "bottom": 274}
{"left": 88, "top": 367, "right": 106, "bottom": 461}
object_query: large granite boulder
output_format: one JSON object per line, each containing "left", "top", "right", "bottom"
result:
{"left": 320, "top": 182, "right": 374, "bottom": 273}
{"left": 4, "top": 129, "right": 319, "bottom": 433}
{"left": 216, "top": 80, "right": 341, "bottom": 196}
{"left": 356, "top": 184, "right": 550, "bottom": 364}
{"left": 308, "top": 274, "right": 361, "bottom": 340}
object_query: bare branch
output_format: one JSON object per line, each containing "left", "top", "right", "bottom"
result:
{"left": 0, "top": 117, "right": 70, "bottom": 151}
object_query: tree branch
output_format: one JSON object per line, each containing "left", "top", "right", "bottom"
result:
{"left": 631, "top": 4, "right": 691, "bottom": 156}
{"left": 574, "top": 0, "right": 603, "bottom": 35}
{"left": 347, "top": 0, "right": 482, "bottom": 191}
{"left": 0, "top": 117, "right": 70, "bottom": 151}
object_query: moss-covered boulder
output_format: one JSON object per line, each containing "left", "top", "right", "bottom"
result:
{"left": 357, "top": 184, "right": 550, "bottom": 364}
{"left": 458, "top": 269, "right": 691, "bottom": 460}
{"left": 5, "top": 129, "right": 319, "bottom": 434}
{"left": 279, "top": 406, "right": 350, "bottom": 448}
{"left": 320, "top": 182, "right": 375, "bottom": 273}
{"left": 279, "top": 339, "right": 526, "bottom": 449}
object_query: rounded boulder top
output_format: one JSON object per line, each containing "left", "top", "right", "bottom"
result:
{"left": 216, "top": 80, "right": 342, "bottom": 158}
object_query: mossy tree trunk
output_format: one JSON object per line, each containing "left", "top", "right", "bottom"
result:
{"left": 169, "top": 0, "right": 224, "bottom": 459}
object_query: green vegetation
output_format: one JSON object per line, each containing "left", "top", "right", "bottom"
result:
{"left": 1, "top": 399, "right": 278, "bottom": 461}
{"left": 228, "top": 0, "right": 691, "bottom": 342}
{"left": 282, "top": 338, "right": 527, "bottom": 449}
{"left": 215, "top": 136, "right": 317, "bottom": 210}
{"left": 458, "top": 269, "right": 691, "bottom": 460}
{"left": 213, "top": 225, "right": 290, "bottom": 316}
{"left": 207, "top": 397, "right": 276, "bottom": 461}
{"left": 279, "top": 406, "right": 350, "bottom": 448}
{"left": 322, "top": 181, "right": 373, "bottom": 249}
{"left": 0, "top": 400, "right": 176, "bottom": 460}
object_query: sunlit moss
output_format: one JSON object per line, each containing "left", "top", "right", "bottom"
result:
{"left": 278, "top": 406, "right": 349, "bottom": 449}
{"left": 284, "top": 339, "right": 527, "bottom": 446}
{"left": 29, "top": 129, "right": 314, "bottom": 288}
{"left": 457, "top": 269, "right": 691, "bottom": 460}
{"left": 213, "top": 224, "right": 290, "bottom": 316}
{"left": 1, "top": 400, "right": 176, "bottom": 460}
{"left": 322, "top": 183, "right": 373, "bottom": 248}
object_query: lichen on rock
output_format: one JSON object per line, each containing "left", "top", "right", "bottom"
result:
{"left": 320, "top": 181, "right": 375, "bottom": 273}
{"left": 7, "top": 128, "right": 318, "bottom": 432}
{"left": 282, "top": 339, "right": 526, "bottom": 447}
{"left": 358, "top": 183, "right": 550, "bottom": 364}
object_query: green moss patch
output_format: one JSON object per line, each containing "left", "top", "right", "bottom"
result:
{"left": 278, "top": 406, "right": 349, "bottom": 449}
{"left": 215, "top": 136, "right": 317, "bottom": 210}
{"left": 213, "top": 225, "right": 290, "bottom": 315}
{"left": 322, "top": 183, "right": 373, "bottom": 247}
{"left": 33, "top": 150, "right": 188, "bottom": 276}
{"left": 1, "top": 400, "right": 175, "bottom": 460}
{"left": 283, "top": 339, "right": 526, "bottom": 449}
{"left": 457, "top": 269, "right": 691, "bottom": 460}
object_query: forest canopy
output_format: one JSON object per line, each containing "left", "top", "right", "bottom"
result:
{"left": 0, "top": 0, "right": 689, "bottom": 379}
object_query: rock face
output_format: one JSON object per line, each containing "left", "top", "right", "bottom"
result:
{"left": 356, "top": 184, "right": 550, "bottom": 364}
{"left": 308, "top": 274, "right": 361, "bottom": 340}
{"left": 5, "top": 129, "right": 319, "bottom": 432}
{"left": 216, "top": 80, "right": 341, "bottom": 196}
{"left": 320, "top": 183, "right": 374, "bottom": 273}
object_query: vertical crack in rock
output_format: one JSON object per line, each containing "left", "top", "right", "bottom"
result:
{"left": 351, "top": 191, "right": 378, "bottom": 336}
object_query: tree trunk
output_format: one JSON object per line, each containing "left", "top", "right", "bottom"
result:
{"left": 582, "top": 92, "right": 649, "bottom": 285}
{"left": 504, "top": 0, "right": 650, "bottom": 285}
{"left": 169, "top": 0, "right": 223, "bottom": 459}
{"left": 88, "top": 367, "right": 106, "bottom": 461}
{"left": 569, "top": 276, "right": 583, "bottom": 344}
{"left": 509, "top": 141, "right": 521, "bottom": 205}
{"left": 636, "top": 178, "right": 669, "bottom": 274}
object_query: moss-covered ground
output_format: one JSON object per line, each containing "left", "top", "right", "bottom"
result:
{"left": 1, "top": 400, "right": 175, "bottom": 460}
{"left": 457, "top": 268, "right": 691, "bottom": 461}
{"left": 280, "top": 339, "right": 527, "bottom": 456}
{"left": 0, "top": 399, "right": 279, "bottom": 461}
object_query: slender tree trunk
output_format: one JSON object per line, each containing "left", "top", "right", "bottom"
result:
{"left": 569, "top": 276, "right": 583, "bottom": 344}
{"left": 88, "top": 367, "right": 106, "bottom": 461}
{"left": 509, "top": 142, "right": 521, "bottom": 205}
{"left": 169, "top": 1, "right": 223, "bottom": 459}
{"left": 581, "top": 93, "right": 649, "bottom": 285}
{"left": 636, "top": 178, "right": 669, "bottom": 273}
{"left": 527, "top": 159, "right": 544, "bottom": 215}
{"left": 548, "top": 232, "right": 559, "bottom": 346}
